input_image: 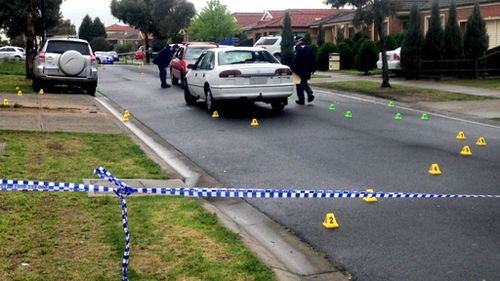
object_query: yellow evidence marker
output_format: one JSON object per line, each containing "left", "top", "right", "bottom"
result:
{"left": 456, "top": 131, "right": 466, "bottom": 140}
{"left": 323, "top": 213, "right": 340, "bottom": 229}
{"left": 460, "top": 145, "right": 472, "bottom": 156}
{"left": 429, "top": 163, "right": 442, "bottom": 175}
{"left": 212, "top": 111, "right": 219, "bottom": 118}
{"left": 476, "top": 137, "right": 487, "bottom": 147}
{"left": 363, "top": 188, "right": 378, "bottom": 203}
{"left": 251, "top": 119, "right": 259, "bottom": 126}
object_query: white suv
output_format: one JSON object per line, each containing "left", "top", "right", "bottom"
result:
{"left": 0, "top": 46, "right": 26, "bottom": 61}
{"left": 33, "top": 38, "right": 98, "bottom": 95}
{"left": 254, "top": 36, "right": 282, "bottom": 61}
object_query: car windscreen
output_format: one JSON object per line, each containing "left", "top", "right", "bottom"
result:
{"left": 254, "top": 38, "right": 278, "bottom": 46}
{"left": 218, "top": 50, "right": 279, "bottom": 65}
{"left": 185, "top": 47, "right": 211, "bottom": 60}
{"left": 46, "top": 41, "right": 91, "bottom": 55}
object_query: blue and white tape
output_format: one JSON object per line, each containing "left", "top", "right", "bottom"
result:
{"left": 1, "top": 166, "right": 499, "bottom": 281}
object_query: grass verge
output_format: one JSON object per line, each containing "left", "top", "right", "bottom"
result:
{"left": 335, "top": 69, "right": 382, "bottom": 76}
{"left": 311, "top": 80, "right": 496, "bottom": 102}
{"left": 443, "top": 79, "right": 500, "bottom": 91}
{"left": 0, "top": 131, "right": 275, "bottom": 281}
{"left": 0, "top": 74, "right": 32, "bottom": 93}
{"left": 491, "top": 118, "right": 500, "bottom": 122}
{"left": 0, "top": 61, "right": 26, "bottom": 76}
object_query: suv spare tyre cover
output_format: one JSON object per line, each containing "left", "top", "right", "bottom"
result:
{"left": 59, "top": 50, "right": 86, "bottom": 76}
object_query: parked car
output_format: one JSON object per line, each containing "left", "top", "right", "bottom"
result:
{"left": 377, "top": 47, "right": 401, "bottom": 75}
{"left": 253, "top": 36, "right": 282, "bottom": 61}
{"left": 94, "top": 51, "right": 114, "bottom": 64}
{"left": 135, "top": 47, "right": 144, "bottom": 60}
{"left": 107, "top": 51, "right": 119, "bottom": 61}
{"left": 0, "top": 46, "right": 26, "bottom": 61}
{"left": 184, "top": 47, "right": 294, "bottom": 113}
{"left": 33, "top": 38, "right": 98, "bottom": 95}
{"left": 170, "top": 42, "right": 218, "bottom": 87}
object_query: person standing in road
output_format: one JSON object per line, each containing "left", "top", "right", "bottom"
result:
{"left": 153, "top": 44, "right": 174, "bottom": 88}
{"left": 291, "top": 37, "right": 316, "bottom": 105}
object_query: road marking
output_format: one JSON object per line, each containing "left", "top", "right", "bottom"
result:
{"left": 314, "top": 89, "right": 500, "bottom": 129}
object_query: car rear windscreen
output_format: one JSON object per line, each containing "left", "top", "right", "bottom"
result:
{"left": 255, "top": 38, "right": 278, "bottom": 46}
{"left": 185, "top": 47, "right": 211, "bottom": 60}
{"left": 46, "top": 41, "right": 90, "bottom": 55}
{"left": 218, "top": 50, "right": 278, "bottom": 65}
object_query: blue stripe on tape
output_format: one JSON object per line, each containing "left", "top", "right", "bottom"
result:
{"left": 2, "top": 166, "right": 500, "bottom": 281}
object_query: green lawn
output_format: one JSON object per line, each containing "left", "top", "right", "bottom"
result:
{"left": 0, "top": 131, "right": 275, "bottom": 281}
{"left": 0, "top": 61, "right": 31, "bottom": 93}
{"left": 311, "top": 80, "right": 495, "bottom": 102}
{"left": 0, "top": 61, "right": 26, "bottom": 76}
{"left": 444, "top": 79, "right": 500, "bottom": 91}
{"left": 336, "top": 69, "right": 382, "bottom": 76}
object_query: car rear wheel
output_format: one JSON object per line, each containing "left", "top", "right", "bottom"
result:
{"left": 85, "top": 82, "right": 97, "bottom": 96}
{"left": 271, "top": 99, "right": 286, "bottom": 113}
{"left": 170, "top": 68, "right": 179, "bottom": 85}
{"left": 184, "top": 83, "right": 197, "bottom": 106}
{"left": 205, "top": 87, "right": 217, "bottom": 114}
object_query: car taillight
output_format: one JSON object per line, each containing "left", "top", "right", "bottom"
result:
{"left": 219, "top": 70, "right": 242, "bottom": 78}
{"left": 91, "top": 55, "right": 96, "bottom": 65}
{"left": 275, "top": 68, "right": 292, "bottom": 76}
{"left": 39, "top": 52, "right": 45, "bottom": 62}
{"left": 393, "top": 53, "right": 400, "bottom": 61}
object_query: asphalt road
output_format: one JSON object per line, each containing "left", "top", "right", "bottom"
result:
{"left": 99, "top": 65, "right": 500, "bottom": 281}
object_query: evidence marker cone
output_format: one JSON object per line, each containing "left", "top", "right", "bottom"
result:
{"left": 476, "top": 137, "right": 487, "bottom": 147}
{"left": 460, "top": 145, "right": 472, "bottom": 156}
{"left": 39, "top": 88, "right": 44, "bottom": 95}
{"left": 420, "top": 113, "right": 429, "bottom": 121}
{"left": 17, "top": 90, "right": 23, "bottom": 97}
{"left": 363, "top": 188, "right": 378, "bottom": 203}
{"left": 394, "top": 112, "right": 402, "bottom": 120}
{"left": 329, "top": 103, "right": 336, "bottom": 111}
{"left": 344, "top": 110, "right": 352, "bottom": 119}
{"left": 3, "top": 99, "right": 9, "bottom": 106}
{"left": 322, "top": 213, "right": 340, "bottom": 229}
{"left": 123, "top": 110, "right": 130, "bottom": 122}
{"left": 456, "top": 131, "right": 466, "bottom": 140}
{"left": 429, "top": 163, "right": 442, "bottom": 175}
{"left": 251, "top": 118, "right": 259, "bottom": 126}
{"left": 388, "top": 101, "right": 395, "bottom": 108}
{"left": 212, "top": 111, "right": 219, "bottom": 118}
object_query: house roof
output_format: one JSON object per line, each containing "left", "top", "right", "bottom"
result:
{"left": 310, "top": 10, "right": 356, "bottom": 27}
{"left": 232, "top": 13, "right": 263, "bottom": 30}
{"left": 105, "top": 24, "right": 137, "bottom": 33}
{"left": 252, "top": 9, "right": 345, "bottom": 29}
{"left": 421, "top": 0, "right": 498, "bottom": 10}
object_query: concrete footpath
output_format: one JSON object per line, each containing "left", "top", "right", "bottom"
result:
{"left": 0, "top": 92, "right": 349, "bottom": 281}
{"left": 311, "top": 71, "right": 500, "bottom": 121}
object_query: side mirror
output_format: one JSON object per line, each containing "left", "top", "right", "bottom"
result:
{"left": 187, "top": 64, "right": 196, "bottom": 70}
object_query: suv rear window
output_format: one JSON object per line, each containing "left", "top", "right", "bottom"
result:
{"left": 46, "top": 41, "right": 91, "bottom": 55}
{"left": 218, "top": 50, "right": 278, "bottom": 65}
{"left": 255, "top": 38, "right": 278, "bottom": 46}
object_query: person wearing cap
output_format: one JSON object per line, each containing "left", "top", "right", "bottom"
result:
{"left": 291, "top": 36, "right": 316, "bottom": 105}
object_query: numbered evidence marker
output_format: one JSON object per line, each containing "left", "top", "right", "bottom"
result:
{"left": 363, "top": 188, "right": 378, "bottom": 203}
{"left": 460, "top": 145, "right": 472, "bottom": 156}
{"left": 429, "top": 163, "right": 442, "bottom": 175}
{"left": 322, "top": 213, "right": 340, "bottom": 229}
{"left": 456, "top": 131, "right": 466, "bottom": 140}
{"left": 476, "top": 137, "right": 487, "bottom": 147}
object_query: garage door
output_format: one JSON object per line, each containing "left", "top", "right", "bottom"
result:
{"left": 486, "top": 19, "right": 500, "bottom": 49}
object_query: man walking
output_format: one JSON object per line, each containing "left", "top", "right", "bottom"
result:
{"left": 291, "top": 37, "right": 316, "bottom": 105}
{"left": 153, "top": 44, "right": 174, "bottom": 88}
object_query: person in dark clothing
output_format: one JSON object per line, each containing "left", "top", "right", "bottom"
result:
{"left": 291, "top": 37, "right": 316, "bottom": 105}
{"left": 153, "top": 44, "right": 174, "bottom": 88}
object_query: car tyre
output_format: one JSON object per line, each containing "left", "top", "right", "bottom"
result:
{"left": 14, "top": 56, "right": 21, "bottom": 61}
{"left": 184, "top": 82, "right": 197, "bottom": 106}
{"left": 86, "top": 82, "right": 97, "bottom": 96}
{"left": 271, "top": 99, "right": 286, "bottom": 113}
{"left": 170, "top": 68, "right": 179, "bottom": 85}
{"left": 205, "top": 87, "right": 217, "bottom": 113}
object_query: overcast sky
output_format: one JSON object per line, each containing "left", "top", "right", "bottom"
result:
{"left": 61, "top": 0, "right": 334, "bottom": 29}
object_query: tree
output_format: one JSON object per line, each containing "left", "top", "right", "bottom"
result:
{"left": 384, "top": 34, "right": 397, "bottom": 51}
{"left": 326, "top": 0, "right": 400, "bottom": 88}
{"left": 90, "top": 37, "right": 111, "bottom": 51}
{"left": 188, "top": 0, "right": 239, "bottom": 42}
{"left": 0, "top": 0, "right": 63, "bottom": 78}
{"left": 352, "top": 37, "right": 368, "bottom": 57}
{"left": 304, "top": 33, "right": 312, "bottom": 45}
{"left": 280, "top": 12, "right": 294, "bottom": 66}
{"left": 355, "top": 39, "right": 378, "bottom": 75}
{"left": 92, "top": 17, "right": 107, "bottom": 39}
{"left": 338, "top": 42, "right": 354, "bottom": 69}
{"left": 47, "top": 19, "right": 77, "bottom": 36}
{"left": 317, "top": 23, "right": 325, "bottom": 46}
{"left": 444, "top": 1, "right": 463, "bottom": 59}
{"left": 463, "top": 2, "right": 489, "bottom": 59}
{"left": 424, "top": 0, "right": 444, "bottom": 60}
{"left": 78, "top": 15, "right": 94, "bottom": 42}
{"left": 353, "top": 31, "right": 369, "bottom": 42}
{"left": 157, "top": 0, "right": 196, "bottom": 40}
{"left": 401, "top": 3, "right": 424, "bottom": 79}
{"left": 317, "top": 42, "right": 338, "bottom": 71}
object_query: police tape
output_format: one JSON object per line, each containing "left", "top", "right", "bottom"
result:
{"left": 1, "top": 166, "right": 500, "bottom": 281}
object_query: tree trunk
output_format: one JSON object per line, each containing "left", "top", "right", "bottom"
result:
{"left": 25, "top": 7, "right": 36, "bottom": 79}
{"left": 377, "top": 24, "right": 391, "bottom": 88}
{"left": 144, "top": 32, "right": 150, "bottom": 64}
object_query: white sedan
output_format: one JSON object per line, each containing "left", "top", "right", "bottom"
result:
{"left": 377, "top": 47, "right": 402, "bottom": 75}
{"left": 184, "top": 47, "right": 294, "bottom": 113}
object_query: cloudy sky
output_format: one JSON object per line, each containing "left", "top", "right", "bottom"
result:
{"left": 61, "top": 0, "right": 334, "bottom": 29}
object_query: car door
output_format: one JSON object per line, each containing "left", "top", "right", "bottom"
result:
{"left": 189, "top": 51, "right": 214, "bottom": 98}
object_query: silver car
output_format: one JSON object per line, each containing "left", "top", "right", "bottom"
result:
{"left": 33, "top": 38, "right": 98, "bottom": 96}
{"left": 0, "top": 46, "right": 26, "bottom": 61}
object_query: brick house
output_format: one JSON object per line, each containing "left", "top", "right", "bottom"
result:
{"left": 105, "top": 24, "right": 152, "bottom": 48}
{"left": 234, "top": 9, "right": 346, "bottom": 43}
{"left": 309, "top": 0, "right": 500, "bottom": 49}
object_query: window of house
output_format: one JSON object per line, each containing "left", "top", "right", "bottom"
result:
{"left": 338, "top": 24, "right": 345, "bottom": 39}
{"left": 349, "top": 27, "right": 355, "bottom": 38}
{"left": 459, "top": 21, "right": 467, "bottom": 34}
{"left": 424, "top": 14, "right": 445, "bottom": 34}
